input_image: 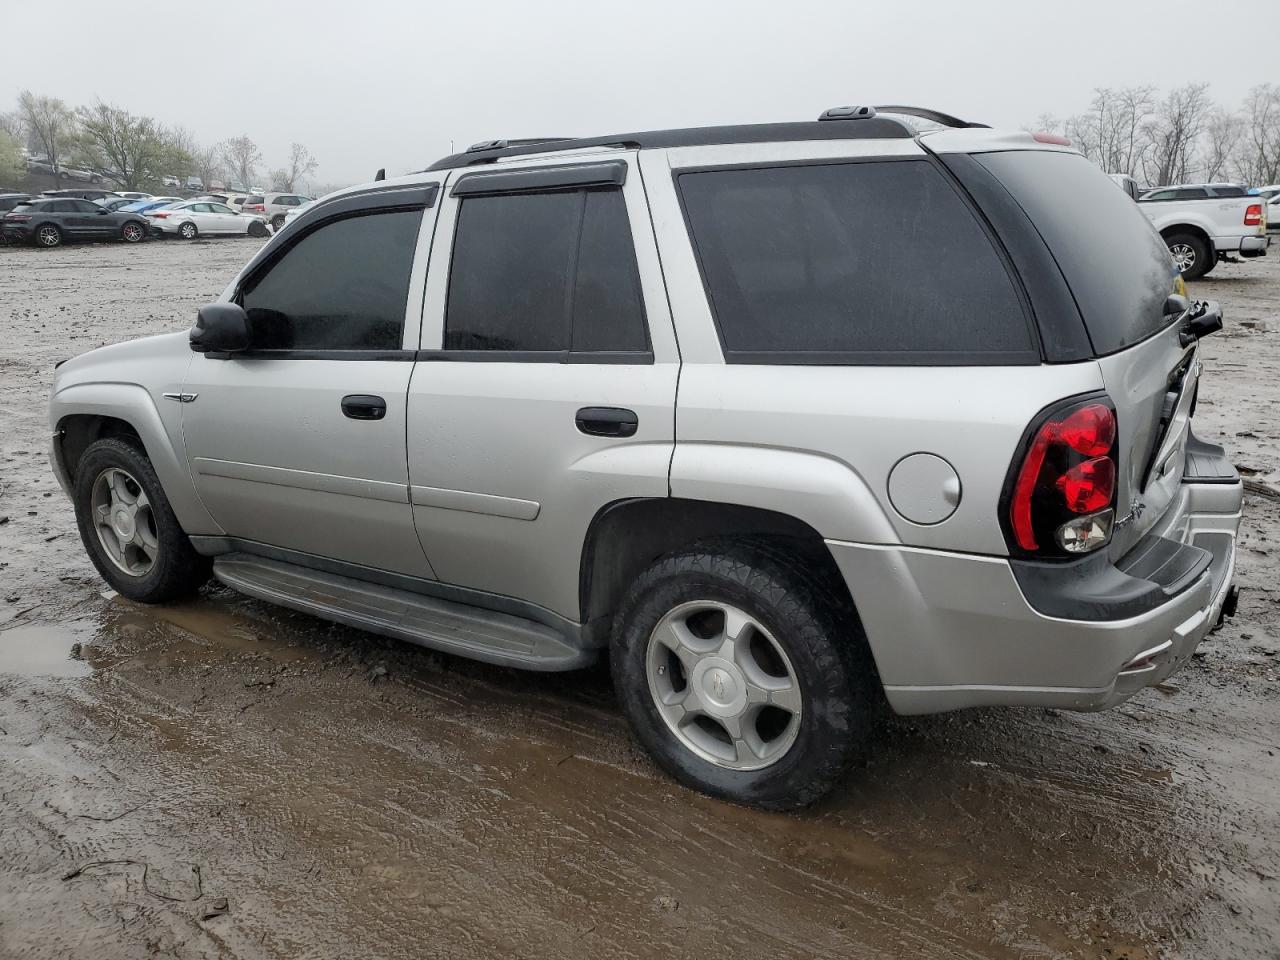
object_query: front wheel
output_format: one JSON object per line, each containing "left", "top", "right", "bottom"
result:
{"left": 271, "top": 214, "right": 286, "bottom": 232}
{"left": 611, "top": 540, "right": 880, "bottom": 810}
{"left": 1167, "top": 232, "right": 1212, "bottom": 280}
{"left": 72, "top": 438, "right": 210, "bottom": 602}
{"left": 178, "top": 221, "right": 198, "bottom": 240}
{"left": 121, "top": 221, "right": 145, "bottom": 243}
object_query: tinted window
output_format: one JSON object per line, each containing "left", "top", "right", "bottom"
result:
{"left": 977, "top": 151, "right": 1177, "bottom": 356}
{"left": 1173, "top": 188, "right": 1208, "bottom": 200}
{"left": 1143, "top": 190, "right": 1174, "bottom": 200}
{"left": 210, "top": 203, "right": 235, "bottom": 214}
{"left": 1208, "top": 185, "right": 1245, "bottom": 197}
{"left": 72, "top": 199, "right": 100, "bottom": 212}
{"left": 445, "top": 187, "right": 648, "bottom": 354}
{"left": 246, "top": 195, "right": 264, "bottom": 204}
{"left": 678, "top": 160, "right": 1033, "bottom": 362}
{"left": 48, "top": 200, "right": 74, "bottom": 213}
{"left": 240, "top": 210, "right": 422, "bottom": 351}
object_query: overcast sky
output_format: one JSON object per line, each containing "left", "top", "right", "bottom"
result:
{"left": 3, "top": 0, "right": 1271, "bottom": 187}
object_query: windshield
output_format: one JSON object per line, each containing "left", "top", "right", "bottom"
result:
{"left": 976, "top": 150, "right": 1178, "bottom": 356}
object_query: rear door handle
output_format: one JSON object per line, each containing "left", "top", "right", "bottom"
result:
{"left": 575, "top": 406, "right": 638, "bottom": 438}
{"left": 341, "top": 394, "right": 387, "bottom": 420}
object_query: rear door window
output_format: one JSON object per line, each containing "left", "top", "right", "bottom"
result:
{"left": 677, "top": 160, "right": 1035, "bottom": 364}
{"left": 975, "top": 150, "right": 1177, "bottom": 356}
{"left": 444, "top": 187, "right": 649, "bottom": 356}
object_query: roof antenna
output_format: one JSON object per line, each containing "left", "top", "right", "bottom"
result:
{"left": 374, "top": 168, "right": 386, "bottom": 182}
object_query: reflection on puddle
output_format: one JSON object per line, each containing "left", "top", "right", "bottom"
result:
{"left": 0, "top": 623, "right": 95, "bottom": 678}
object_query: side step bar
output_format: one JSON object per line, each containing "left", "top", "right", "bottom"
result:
{"left": 212, "top": 553, "right": 594, "bottom": 671}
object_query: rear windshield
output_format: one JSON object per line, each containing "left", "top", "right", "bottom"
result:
{"left": 976, "top": 151, "right": 1177, "bottom": 355}
{"left": 677, "top": 159, "right": 1036, "bottom": 364}
{"left": 246, "top": 195, "right": 263, "bottom": 204}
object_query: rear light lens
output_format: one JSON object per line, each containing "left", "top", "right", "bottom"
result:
{"left": 5, "top": 214, "right": 31, "bottom": 221}
{"left": 1005, "top": 397, "right": 1119, "bottom": 557}
{"left": 150, "top": 211, "right": 170, "bottom": 218}
{"left": 1244, "top": 203, "right": 1262, "bottom": 227}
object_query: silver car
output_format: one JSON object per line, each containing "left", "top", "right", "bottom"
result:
{"left": 48, "top": 105, "right": 1242, "bottom": 809}
{"left": 146, "top": 200, "right": 270, "bottom": 239}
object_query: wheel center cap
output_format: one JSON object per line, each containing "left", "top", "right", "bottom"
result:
{"left": 691, "top": 657, "right": 747, "bottom": 716}
{"left": 112, "top": 508, "right": 135, "bottom": 540}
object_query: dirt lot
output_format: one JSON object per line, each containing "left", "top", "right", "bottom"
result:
{"left": 1, "top": 237, "right": 1278, "bottom": 959}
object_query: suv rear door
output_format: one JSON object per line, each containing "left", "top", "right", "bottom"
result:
{"left": 180, "top": 186, "right": 441, "bottom": 576}
{"left": 406, "top": 154, "right": 679, "bottom": 621}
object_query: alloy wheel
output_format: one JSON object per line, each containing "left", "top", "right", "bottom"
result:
{"left": 645, "top": 600, "right": 802, "bottom": 771}
{"left": 1171, "top": 242, "right": 1196, "bottom": 273}
{"left": 90, "top": 467, "right": 159, "bottom": 577}
{"left": 37, "top": 226, "right": 60, "bottom": 247}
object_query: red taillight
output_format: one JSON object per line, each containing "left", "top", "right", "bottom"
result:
{"left": 5, "top": 214, "right": 31, "bottom": 221}
{"left": 151, "top": 211, "right": 170, "bottom": 218}
{"left": 1244, "top": 203, "right": 1262, "bottom": 227}
{"left": 1007, "top": 398, "right": 1118, "bottom": 555}
{"left": 1056, "top": 457, "right": 1116, "bottom": 513}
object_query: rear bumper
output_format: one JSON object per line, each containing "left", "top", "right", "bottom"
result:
{"left": 1215, "top": 234, "right": 1269, "bottom": 257}
{"left": 829, "top": 475, "right": 1241, "bottom": 715}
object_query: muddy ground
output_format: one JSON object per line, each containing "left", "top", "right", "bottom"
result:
{"left": 0, "top": 237, "right": 1277, "bottom": 960}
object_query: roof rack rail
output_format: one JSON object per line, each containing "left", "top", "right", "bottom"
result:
{"left": 870, "top": 105, "right": 990, "bottom": 129}
{"left": 465, "top": 137, "right": 574, "bottom": 154}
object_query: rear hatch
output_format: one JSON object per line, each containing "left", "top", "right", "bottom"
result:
{"left": 960, "top": 148, "right": 1198, "bottom": 558}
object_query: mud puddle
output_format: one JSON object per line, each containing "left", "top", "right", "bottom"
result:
{"left": 0, "top": 622, "right": 94, "bottom": 678}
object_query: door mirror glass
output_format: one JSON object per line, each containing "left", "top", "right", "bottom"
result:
{"left": 98, "top": 208, "right": 110, "bottom": 215}
{"left": 190, "top": 303, "right": 250, "bottom": 356}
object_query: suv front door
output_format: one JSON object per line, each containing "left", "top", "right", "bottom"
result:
{"left": 180, "top": 186, "right": 441, "bottom": 577}
{"left": 407, "top": 157, "right": 679, "bottom": 622}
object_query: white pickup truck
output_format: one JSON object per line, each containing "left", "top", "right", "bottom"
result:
{"left": 1137, "top": 183, "right": 1269, "bottom": 279}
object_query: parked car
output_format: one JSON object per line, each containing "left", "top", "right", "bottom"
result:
{"left": 185, "top": 176, "right": 204, "bottom": 191}
{"left": 1137, "top": 183, "right": 1270, "bottom": 278}
{"left": 0, "top": 193, "right": 30, "bottom": 243}
{"left": 162, "top": 175, "right": 181, "bottom": 188}
{"left": 223, "top": 194, "right": 250, "bottom": 212}
{"left": 241, "top": 192, "right": 314, "bottom": 231}
{"left": 96, "top": 197, "right": 141, "bottom": 212}
{"left": 120, "top": 198, "right": 183, "bottom": 215}
{"left": 1268, "top": 194, "right": 1280, "bottom": 236}
{"left": 115, "top": 191, "right": 153, "bottom": 201}
{"left": 47, "top": 106, "right": 1242, "bottom": 810}
{"left": 3, "top": 196, "right": 148, "bottom": 247}
{"left": 147, "top": 200, "right": 270, "bottom": 239}
{"left": 1257, "top": 184, "right": 1280, "bottom": 199}
{"left": 280, "top": 198, "right": 315, "bottom": 228}
{"left": 41, "top": 188, "right": 120, "bottom": 202}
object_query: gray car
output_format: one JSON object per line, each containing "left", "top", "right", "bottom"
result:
{"left": 47, "top": 105, "right": 1242, "bottom": 809}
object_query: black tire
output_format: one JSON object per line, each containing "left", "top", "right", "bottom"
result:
{"left": 72, "top": 438, "right": 210, "bottom": 603}
{"left": 1167, "top": 232, "right": 1211, "bottom": 280}
{"left": 35, "top": 223, "right": 62, "bottom": 248}
{"left": 610, "top": 539, "right": 879, "bottom": 810}
{"left": 121, "top": 220, "right": 146, "bottom": 243}
{"left": 178, "top": 221, "right": 198, "bottom": 240}
{"left": 271, "top": 214, "right": 286, "bottom": 232}
{"left": 248, "top": 220, "right": 269, "bottom": 238}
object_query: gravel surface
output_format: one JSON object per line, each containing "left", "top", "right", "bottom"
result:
{"left": 0, "top": 238, "right": 1277, "bottom": 959}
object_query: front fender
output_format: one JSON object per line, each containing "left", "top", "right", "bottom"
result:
{"left": 50, "top": 380, "right": 222, "bottom": 535}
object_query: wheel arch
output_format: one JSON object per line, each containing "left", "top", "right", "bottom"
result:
{"left": 1160, "top": 222, "right": 1213, "bottom": 250}
{"left": 578, "top": 497, "right": 860, "bottom": 631}
{"left": 51, "top": 383, "right": 221, "bottom": 536}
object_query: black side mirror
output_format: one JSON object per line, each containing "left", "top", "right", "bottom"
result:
{"left": 1164, "top": 293, "right": 1189, "bottom": 317}
{"left": 97, "top": 207, "right": 110, "bottom": 215}
{"left": 1178, "top": 299, "right": 1223, "bottom": 347}
{"left": 190, "top": 303, "right": 250, "bottom": 358}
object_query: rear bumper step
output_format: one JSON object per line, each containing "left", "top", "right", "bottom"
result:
{"left": 212, "top": 553, "right": 595, "bottom": 671}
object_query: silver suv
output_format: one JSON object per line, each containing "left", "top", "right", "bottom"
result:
{"left": 48, "top": 106, "right": 1243, "bottom": 809}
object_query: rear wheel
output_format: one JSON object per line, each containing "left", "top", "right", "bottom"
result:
{"left": 1167, "top": 232, "right": 1211, "bottom": 280}
{"left": 178, "top": 221, "right": 198, "bottom": 240}
{"left": 36, "top": 224, "right": 62, "bottom": 248}
{"left": 73, "top": 438, "right": 210, "bottom": 602}
{"left": 611, "top": 540, "right": 879, "bottom": 810}
{"left": 121, "top": 221, "right": 145, "bottom": 243}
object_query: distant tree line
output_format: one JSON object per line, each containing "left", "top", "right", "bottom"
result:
{"left": 0, "top": 90, "right": 318, "bottom": 193}
{"left": 1031, "top": 82, "right": 1280, "bottom": 187}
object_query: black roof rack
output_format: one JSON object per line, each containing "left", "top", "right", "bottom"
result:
{"left": 426, "top": 106, "right": 987, "bottom": 171}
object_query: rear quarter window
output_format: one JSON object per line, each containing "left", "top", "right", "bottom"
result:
{"left": 975, "top": 150, "right": 1177, "bottom": 356}
{"left": 677, "top": 159, "right": 1036, "bottom": 364}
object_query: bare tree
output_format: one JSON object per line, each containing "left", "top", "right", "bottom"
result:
{"left": 0, "top": 110, "right": 23, "bottom": 142}
{"left": 0, "top": 129, "right": 24, "bottom": 185}
{"left": 1234, "top": 83, "right": 1280, "bottom": 185}
{"left": 192, "top": 142, "right": 223, "bottom": 190}
{"left": 1063, "top": 86, "right": 1155, "bottom": 176}
{"left": 1141, "top": 83, "right": 1211, "bottom": 187}
{"left": 278, "top": 142, "right": 317, "bottom": 192}
{"left": 17, "top": 90, "right": 76, "bottom": 185}
{"left": 222, "top": 135, "right": 262, "bottom": 190}
{"left": 1201, "top": 108, "right": 1242, "bottom": 183}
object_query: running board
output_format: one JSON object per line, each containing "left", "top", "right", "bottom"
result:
{"left": 212, "top": 553, "right": 594, "bottom": 671}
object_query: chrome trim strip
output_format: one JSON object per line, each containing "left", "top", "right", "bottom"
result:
{"left": 191, "top": 457, "right": 408, "bottom": 504}
{"left": 410, "top": 483, "right": 540, "bottom": 521}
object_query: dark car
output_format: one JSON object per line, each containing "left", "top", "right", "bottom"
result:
{"left": 40, "top": 188, "right": 120, "bottom": 202}
{"left": 2, "top": 197, "right": 149, "bottom": 248}
{"left": 0, "top": 194, "right": 30, "bottom": 244}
